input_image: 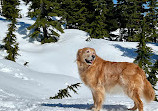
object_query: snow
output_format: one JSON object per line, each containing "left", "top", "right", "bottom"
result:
{"left": 0, "top": 0, "right": 157, "bottom": 111}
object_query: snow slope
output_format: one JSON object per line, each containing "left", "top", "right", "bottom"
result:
{"left": 17, "top": 29, "right": 158, "bottom": 78}
{"left": 0, "top": 0, "right": 157, "bottom": 111}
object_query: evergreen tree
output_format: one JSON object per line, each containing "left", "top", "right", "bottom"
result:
{"left": 116, "top": 0, "right": 146, "bottom": 41}
{"left": 60, "top": 0, "right": 117, "bottom": 39}
{"left": 126, "top": 0, "right": 146, "bottom": 41}
{"left": 2, "top": 0, "right": 20, "bottom": 19}
{"left": 115, "top": 0, "right": 128, "bottom": 41}
{"left": 106, "top": 0, "right": 118, "bottom": 34}
{"left": 2, "top": 0, "right": 20, "bottom": 62}
{"left": 80, "top": 0, "right": 109, "bottom": 39}
{"left": 148, "top": 59, "right": 158, "bottom": 101}
{"left": 28, "top": 0, "right": 64, "bottom": 44}
{"left": 134, "top": 17, "right": 152, "bottom": 74}
{"left": 134, "top": 17, "right": 158, "bottom": 101}
{"left": 3, "top": 20, "right": 19, "bottom": 62}
{"left": 146, "top": 0, "right": 158, "bottom": 43}
{"left": 59, "top": 0, "right": 86, "bottom": 29}
{"left": 148, "top": 59, "right": 158, "bottom": 87}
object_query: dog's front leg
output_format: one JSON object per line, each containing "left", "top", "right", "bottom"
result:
{"left": 91, "top": 86, "right": 105, "bottom": 111}
{"left": 90, "top": 90, "right": 97, "bottom": 110}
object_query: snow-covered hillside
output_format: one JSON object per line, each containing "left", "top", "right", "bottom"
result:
{"left": 0, "top": 0, "right": 157, "bottom": 111}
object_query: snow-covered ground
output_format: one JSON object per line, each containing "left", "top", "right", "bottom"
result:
{"left": 0, "top": 1, "right": 157, "bottom": 111}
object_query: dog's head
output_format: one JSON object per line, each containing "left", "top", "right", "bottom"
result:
{"left": 77, "top": 47, "right": 96, "bottom": 65}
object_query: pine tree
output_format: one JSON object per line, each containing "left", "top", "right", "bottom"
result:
{"left": 50, "top": 83, "right": 81, "bottom": 99}
{"left": 115, "top": 0, "right": 129, "bottom": 41}
{"left": 134, "top": 11, "right": 158, "bottom": 102}
{"left": 148, "top": 60, "right": 158, "bottom": 87}
{"left": 80, "top": 0, "right": 109, "bottom": 39}
{"left": 148, "top": 60, "right": 158, "bottom": 101}
{"left": 59, "top": 0, "right": 86, "bottom": 29}
{"left": 146, "top": 0, "right": 158, "bottom": 43}
{"left": 3, "top": 20, "right": 19, "bottom": 61}
{"left": 2, "top": 0, "right": 20, "bottom": 19}
{"left": 60, "top": 0, "right": 116, "bottom": 39}
{"left": 28, "top": 0, "right": 64, "bottom": 44}
{"left": 116, "top": 0, "right": 146, "bottom": 41}
{"left": 134, "top": 17, "right": 152, "bottom": 75}
{"left": 126, "top": 0, "right": 146, "bottom": 41}
{"left": 134, "top": 17, "right": 158, "bottom": 101}
{"left": 2, "top": 0, "right": 20, "bottom": 62}
{"left": 105, "top": 0, "right": 118, "bottom": 34}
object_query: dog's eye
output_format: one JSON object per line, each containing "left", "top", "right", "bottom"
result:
{"left": 87, "top": 50, "right": 90, "bottom": 53}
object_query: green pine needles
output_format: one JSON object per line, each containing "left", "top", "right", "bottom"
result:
{"left": 3, "top": 21, "right": 19, "bottom": 62}
{"left": 2, "top": 0, "right": 20, "bottom": 62}
{"left": 134, "top": 18, "right": 152, "bottom": 73}
{"left": 50, "top": 83, "right": 81, "bottom": 99}
{"left": 134, "top": 17, "right": 158, "bottom": 101}
{"left": 146, "top": 0, "right": 158, "bottom": 43}
{"left": 147, "top": 60, "right": 158, "bottom": 88}
{"left": 79, "top": 0, "right": 109, "bottom": 39}
{"left": 148, "top": 60, "right": 158, "bottom": 87}
{"left": 27, "top": 0, "right": 64, "bottom": 44}
{"left": 148, "top": 60, "right": 158, "bottom": 101}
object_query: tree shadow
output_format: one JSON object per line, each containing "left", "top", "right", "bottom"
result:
{"left": 151, "top": 54, "right": 158, "bottom": 63}
{"left": 17, "top": 22, "right": 31, "bottom": 35}
{"left": 0, "top": 17, "right": 7, "bottom": 21}
{"left": 148, "top": 42, "right": 158, "bottom": 47}
{"left": 113, "top": 44, "right": 137, "bottom": 59}
{"left": 0, "top": 16, "right": 40, "bottom": 43}
{"left": 0, "top": 17, "right": 31, "bottom": 36}
{"left": 41, "top": 103, "right": 128, "bottom": 111}
{"left": 16, "top": 21, "right": 41, "bottom": 43}
{"left": 113, "top": 44, "right": 158, "bottom": 63}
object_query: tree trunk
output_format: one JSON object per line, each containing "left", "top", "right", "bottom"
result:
{"left": 43, "top": 25, "right": 47, "bottom": 39}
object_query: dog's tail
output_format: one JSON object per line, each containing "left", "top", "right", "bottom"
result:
{"left": 143, "top": 79, "right": 155, "bottom": 102}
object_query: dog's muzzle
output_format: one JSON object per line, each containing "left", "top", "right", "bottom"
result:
{"left": 85, "top": 55, "right": 95, "bottom": 64}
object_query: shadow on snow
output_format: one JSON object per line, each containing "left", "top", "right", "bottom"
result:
{"left": 0, "top": 17, "right": 7, "bottom": 21}
{"left": 17, "top": 22, "right": 31, "bottom": 35}
{"left": 113, "top": 44, "right": 158, "bottom": 63}
{"left": 0, "top": 16, "right": 37, "bottom": 43}
{"left": 113, "top": 44, "right": 137, "bottom": 59}
{"left": 41, "top": 103, "right": 128, "bottom": 111}
{"left": 16, "top": 21, "right": 41, "bottom": 43}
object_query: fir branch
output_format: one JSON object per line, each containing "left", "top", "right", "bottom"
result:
{"left": 50, "top": 83, "right": 82, "bottom": 99}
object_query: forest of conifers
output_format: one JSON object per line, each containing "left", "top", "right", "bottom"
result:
{"left": 1, "top": 0, "right": 158, "bottom": 43}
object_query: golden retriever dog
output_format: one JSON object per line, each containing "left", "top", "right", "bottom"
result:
{"left": 76, "top": 47, "right": 155, "bottom": 111}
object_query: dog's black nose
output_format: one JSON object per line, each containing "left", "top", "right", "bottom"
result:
{"left": 92, "top": 55, "right": 95, "bottom": 59}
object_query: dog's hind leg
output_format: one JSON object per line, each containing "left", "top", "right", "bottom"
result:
{"left": 128, "top": 102, "right": 137, "bottom": 110}
{"left": 128, "top": 89, "right": 143, "bottom": 111}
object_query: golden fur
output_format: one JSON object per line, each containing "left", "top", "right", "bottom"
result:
{"left": 77, "top": 47, "right": 155, "bottom": 111}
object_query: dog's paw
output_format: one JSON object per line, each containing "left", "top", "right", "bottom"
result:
{"left": 89, "top": 105, "right": 95, "bottom": 110}
{"left": 91, "top": 107, "right": 100, "bottom": 111}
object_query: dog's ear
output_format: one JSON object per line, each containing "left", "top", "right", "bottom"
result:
{"left": 77, "top": 49, "right": 82, "bottom": 61}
